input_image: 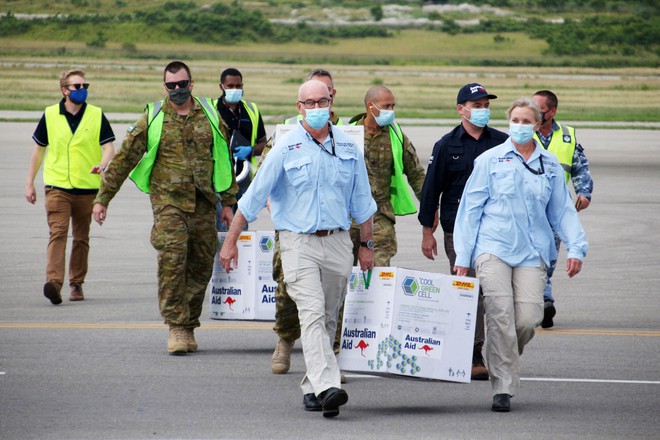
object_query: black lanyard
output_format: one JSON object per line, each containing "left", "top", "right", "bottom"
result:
{"left": 514, "top": 152, "right": 545, "bottom": 175}
{"left": 311, "top": 123, "right": 336, "bottom": 157}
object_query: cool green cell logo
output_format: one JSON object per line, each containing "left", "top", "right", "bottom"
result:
{"left": 259, "top": 236, "right": 274, "bottom": 252}
{"left": 402, "top": 277, "right": 419, "bottom": 296}
{"left": 402, "top": 276, "right": 440, "bottom": 298}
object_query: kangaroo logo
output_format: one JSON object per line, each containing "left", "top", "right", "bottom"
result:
{"left": 419, "top": 344, "right": 434, "bottom": 356}
{"left": 355, "top": 340, "right": 369, "bottom": 357}
{"left": 224, "top": 296, "right": 236, "bottom": 311}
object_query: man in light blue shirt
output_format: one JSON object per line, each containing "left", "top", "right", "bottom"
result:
{"left": 220, "top": 80, "right": 376, "bottom": 418}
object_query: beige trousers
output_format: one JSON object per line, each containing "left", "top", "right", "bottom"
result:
{"left": 279, "top": 230, "right": 353, "bottom": 396}
{"left": 475, "top": 253, "right": 546, "bottom": 396}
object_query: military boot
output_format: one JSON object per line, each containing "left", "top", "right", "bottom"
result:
{"left": 271, "top": 338, "right": 294, "bottom": 374}
{"left": 184, "top": 328, "right": 198, "bottom": 353}
{"left": 167, "top": 326, "right": 188, "bottom": 355}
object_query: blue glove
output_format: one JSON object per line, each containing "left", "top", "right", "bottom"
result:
{"left": 233, "top": 146, "right": 252, "bottom": 161}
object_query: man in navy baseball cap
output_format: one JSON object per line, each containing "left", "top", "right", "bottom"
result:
{"left": 419, "top": 82, "right": 507, "bottom": 381}
{"left": 456, "top": 83, "right": 498, "bottom": 104}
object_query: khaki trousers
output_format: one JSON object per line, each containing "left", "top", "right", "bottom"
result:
{"left": 474, "top": 253, "right": 545, "bottom": 396}
{"left": 279, "top": 230, "right": 353, "bottom": 396}
{"left": 44, "top": 188, "right": 95, "bottom": 286}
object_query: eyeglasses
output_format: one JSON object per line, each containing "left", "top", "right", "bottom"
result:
{"left": 164, "top": 80, "right": 191, "bottom": 90}
{"left": 66, "top": 83, "right": 90, "bottom": 90}
{"left": 298, "top": 98, "right": 331, "bottom": 109}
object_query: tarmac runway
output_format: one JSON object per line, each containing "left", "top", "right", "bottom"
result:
{"left": 1, "top": 120, "right": 659, "bottom": 440}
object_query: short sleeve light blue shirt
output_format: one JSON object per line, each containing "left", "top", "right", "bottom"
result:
{"left": 454, "top": 138, "right": 588, "bottom": 269}
{"left": 238, "top": 123, "right": 377, "bottom": 233}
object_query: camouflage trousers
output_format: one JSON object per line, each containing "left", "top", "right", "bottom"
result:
{"left": 272, "top": 231, "right": 301, "bottom": 342}
{"left": 273, "top": 215, "right": 398, "bottom": 345}
{"left": 150, "top": 198, "right": 217, "bottom": 329}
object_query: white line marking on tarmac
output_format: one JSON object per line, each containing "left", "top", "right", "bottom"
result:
{"left": 344, "top": 374, "right": 660, "bottom": 384}
{"left": 521, "top": 377, "right": 660, "bottom": 385}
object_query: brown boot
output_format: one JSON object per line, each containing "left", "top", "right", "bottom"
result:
{"left": 69, "top": 283, "right": 84, "bottom": 301}
{"left": 271, "top": 338, "right": 294, "bottom": 374}
{"left": 184, "top": 328, "right": 198, "bottom": 353}
{"left": 43, "top": 281, "right": 62, "bottom": 305}
{"left": 167, "top": 326, "right": 188, "bottom": 355}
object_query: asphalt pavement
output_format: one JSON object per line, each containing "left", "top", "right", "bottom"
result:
{"left": 1, "top": 121, "right": 659, "bottom": 440}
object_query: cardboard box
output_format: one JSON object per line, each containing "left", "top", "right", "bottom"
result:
{"left": 337, "top": 267, "right": 479, "bottom": 383}
{"left": 209, "top": 231, "right": 277, "bottom": 321}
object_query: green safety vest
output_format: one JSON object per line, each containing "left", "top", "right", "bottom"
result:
{"left": 43, "top": 103, "right": 103, "bottom": 189}
{"left": 534, "top": 123, "right": 575, "bottom": 183}
{"left": 351, "top": 120, "right": 417, "bottom": 216}
{"left": 129, "top": 97, "right": 233, "bottom": 194}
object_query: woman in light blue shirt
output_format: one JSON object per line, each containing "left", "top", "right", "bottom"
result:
{"left": 454, "top": 97, "right": 588, "bottom": 413}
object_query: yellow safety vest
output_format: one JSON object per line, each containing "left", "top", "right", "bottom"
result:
{"left": 534, "top": 123, "right": 575, "bottom": 183}
{"left": 43, "top": 103, "right": 103, "bottom": 189}
{"left": 214, "top": 98, "right": 262, "bottom": 178}
{"left": 129, "top": 98, "right": 233, "bottom": 194}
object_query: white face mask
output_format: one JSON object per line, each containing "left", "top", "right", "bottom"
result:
{"left": 509, "top": 123, "right": 535, "bottom": 144}
{"left": 224, "top": 88, "right": 243, "bottom": 104}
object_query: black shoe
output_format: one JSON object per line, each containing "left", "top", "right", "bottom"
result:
{"left": 492, "top": 394, "right": 511, "bottom": 412}
{"left": 319, "top": 387, "right": 348, "bottom": 418}
{"left": 303, "top": 393, "right": 322, "bottom": 412}
{"left": 542, "top": 301, "right": 556, "bottom": 328}
{"left": 43, "top": 281, "right": 62, "bottom": 305}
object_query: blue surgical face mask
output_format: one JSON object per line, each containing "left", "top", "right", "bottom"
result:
{"left": 69, "top": 88, "right": 88, "bottom": 104}
{"left": 509, "top": 123, "right": 536, "bottom": 145}
{"left": 304, "top": 107, "right": 330, "bottom": 130}
{"left": 464, "top": 107, "right": 490, "bottom": 127}
{"left": 372, "top": 104, "right": 395, "bottom": 127}
{"left": 224, "top": 88, "right": 243, "bottom": 104}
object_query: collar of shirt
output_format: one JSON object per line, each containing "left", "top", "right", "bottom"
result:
{"left": 58, "top": 98, "right": 87, "bottom": 119}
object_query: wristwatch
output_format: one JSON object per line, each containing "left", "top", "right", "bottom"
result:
{"left": 360, "top": 240, "right": 375, "bottom": 250}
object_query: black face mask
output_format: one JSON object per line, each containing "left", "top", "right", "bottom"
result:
{"left": 169, "top": 87, "right": 191, "bottom": 105}
{"left": 540, "top": 111, "right": 548, "bottom": 125}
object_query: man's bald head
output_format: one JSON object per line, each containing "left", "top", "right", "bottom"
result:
{"left": 364, "top": 86, "right": 393, "bottom": 106}
{"left": 298, "top": 79, "right": 331, "bottom": 102}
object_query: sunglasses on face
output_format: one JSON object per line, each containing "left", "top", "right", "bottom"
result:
{"left": 164, "top": 80, "right": 191, "bottom": 90}
{"left": 66, "top": 83, "right": 90, "bottom": 90}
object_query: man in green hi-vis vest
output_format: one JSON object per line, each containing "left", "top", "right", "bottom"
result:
{"left": 93, "top": 61, "right": 238, "bottom": 355}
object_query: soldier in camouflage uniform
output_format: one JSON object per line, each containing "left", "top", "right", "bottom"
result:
{"left": 93, "top": 61, "right": 238, "bottom": 355}
{"left": 533, "top": 90, "right": 593, "bottom": 328}
{"left": 332, "top": 85, "right": 427, "bottom": 351}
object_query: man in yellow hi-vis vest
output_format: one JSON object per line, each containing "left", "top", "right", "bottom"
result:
{"left": 92, "top": 61, "right": 238, "bottom": 355}
{"left": 215, "top": 67, "right": 267, "bottom": 230}
{"left": 533, "top": 90, "right": 593, "bottom": 329}
{"left": 25, "top": 69, "right": 115, "bottom": 305}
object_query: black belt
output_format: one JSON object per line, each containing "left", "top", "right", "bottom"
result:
{"left": 313, "top": 229, "right": 340, "bottom": 237}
